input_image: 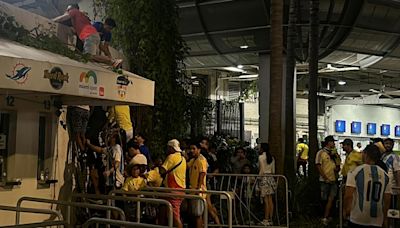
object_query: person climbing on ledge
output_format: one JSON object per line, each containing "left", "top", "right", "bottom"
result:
{"left": 53, "top": 4, "right": 122, "bottom": 67}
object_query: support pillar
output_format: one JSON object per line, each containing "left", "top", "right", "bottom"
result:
{"left": 239, "top": 102, "right": 244, "bottom": 141}
{"left": 258, "top": 54, "right": 270, "bottom": 143}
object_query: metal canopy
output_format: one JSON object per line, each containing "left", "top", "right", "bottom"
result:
{"left": 178, "top": 0, "right": 400, "bottom": 72}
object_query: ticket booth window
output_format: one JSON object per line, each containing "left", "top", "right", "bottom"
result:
{"left": 0, "top": 111, "right": 16, "bottom": 183}
{"left": 37, "top": 114, "right": 52, "bottom": 181}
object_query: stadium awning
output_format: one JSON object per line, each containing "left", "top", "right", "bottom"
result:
{"left": 0, "top": 39, "right": 154, "bottom": 106}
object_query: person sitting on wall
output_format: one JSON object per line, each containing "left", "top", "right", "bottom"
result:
{"left": 53, "top": 4, "right": 122, "bottom": 67}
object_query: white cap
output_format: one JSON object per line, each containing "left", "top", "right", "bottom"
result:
{"left": 167, "top": 139, "right": 182, "bottom": 152}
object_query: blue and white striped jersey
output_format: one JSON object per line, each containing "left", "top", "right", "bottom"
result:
{"left": 346, "top": 164, "right": 391, "bottom": 227}
{"left": 381, "top": 152, "right": 400, "bottom": 194}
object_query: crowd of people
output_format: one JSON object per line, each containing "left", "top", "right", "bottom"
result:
{"left": 308, "top": 136, "right": 400, "bottom": 227}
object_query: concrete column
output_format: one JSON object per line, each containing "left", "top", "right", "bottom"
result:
{"left": 258, "top": 54, "right": 270, "bottom": 143}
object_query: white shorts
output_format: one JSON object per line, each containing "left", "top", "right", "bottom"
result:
{"left": 83, "top": 33, "right": 100, "bottom": 55}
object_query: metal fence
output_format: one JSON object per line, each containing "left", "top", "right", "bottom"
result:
{"left": 143, "top": 187, "right": 234, "bottom": 228}
{"left": 110, "top": 189, "right": 208, "bottom": 228}
{"left": 72, "top": 192, "right": 174, "bottom": 228}
{"left": 204, "top": 100, "right": 241, "bottom": 139}
{"left": 0, "top": 204, "right": 64, "bottom": 227}
{"left": 16, "top": 196, "right": 125, "bottom": 227}
{"left": 206, "top": 173, "right": 290, "bottom": 227}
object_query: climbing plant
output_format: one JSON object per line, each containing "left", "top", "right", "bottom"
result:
{"left": 106, "top": 0, "right": 190, "bottom": 156}
{"left": 0, "top": 12, "right": 89, "bottom": 62}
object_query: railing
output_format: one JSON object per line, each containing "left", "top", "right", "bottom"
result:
{"left": 143, "top": 187, "right": 234, "bottom": 228}
{"left": 16, "top": 196, "right": 125, "bottom": 227}
{"left": 110, "top": 189, "right": 208, "bottom": 228}
{"left": 83, "top": 217, "right": 167, "bottom": 228}
{"left": 72, "top": 192, "right": 174, "bottom": 228}
{"left": 1, "top": 220, "right": 66, "bottom": 228}
{"left": 206, "top": 173, "right": 290, "bottom": 227}
{"left": 0, "top": 204, "right": 64, "bottom": 227}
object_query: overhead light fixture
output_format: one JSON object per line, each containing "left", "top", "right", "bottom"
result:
{"left": 237, "top": 65, "right": 244, "bottom": 69}
{"left": 222, "top": 67, "right": 245, "bottom": 73}
{"left": 240, "top": 45, "right": 249, "bottom": 49}
{"left": 238, "top": 74, "right": 258, "bottom": 79}
{"left": 338, "top": 80, "right": 346, "bottom": 86}
{"left": 191, "top": 76, "right": 197, "bottom": 79}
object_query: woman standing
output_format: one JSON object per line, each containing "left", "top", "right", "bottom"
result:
{"left": 258, "top": 143, "right": 276, "bottom": 226}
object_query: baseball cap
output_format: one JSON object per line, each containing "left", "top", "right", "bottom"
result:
{"left": 340, "top": 138, "right": 353, "bottom": 146}
{"left": 324, "top": 135, "right": 337, "bottom": 142}
{"left": 167, "top": 139, "right": 182, "bottom": 152}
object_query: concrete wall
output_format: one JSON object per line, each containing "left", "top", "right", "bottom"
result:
{"left": 327, "top": 104, "right": 400, "bottom": 149}
{"left": 0, "top": 97, "right": 69, "bottom": 226}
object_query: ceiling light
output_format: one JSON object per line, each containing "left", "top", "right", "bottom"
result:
{"left": 191, "top": 76, "right": 197, "bottom": 79}
{"left": 222, "top": 67, "right": 245, "bottom": 73}
{"left": 238, "top": 74, "right": 258, "bottom": 79}
{"left": 338, "top": 80, "right": 346, "bottom": 86}
{"left": 240, "top": 45, "right": 249, "bottom": 49}
{"left": 237, "top": 65, "right": 244, "bottom": 69}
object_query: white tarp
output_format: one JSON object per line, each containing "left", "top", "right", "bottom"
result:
{"left": 0, "top": 39, "right": 154, "bottom": 106}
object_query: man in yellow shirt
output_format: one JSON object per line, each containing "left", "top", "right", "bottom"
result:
{"left": 187, "top": 142, "right": 207, "bottom": 228}
{"left": 108, "top": 105, "right": 133, "bottom": 142}
{"left": 296, "top": 138, "right": 309, "bottom": 176}
{"left": 159, "top": 139, "right": 186, "bottom": 228}
{"left": 316, "top": 136, "right": 341, "bottom": 225}
{"left": 340, "top": 138, "right": 363, "bottom": 180}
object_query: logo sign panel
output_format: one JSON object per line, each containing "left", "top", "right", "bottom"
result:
{"left": 116, "top": 75, "right": 132, "bottom": 99}
{"left": 6, "top": 63, "right": 31, "bottom": 84}
{"left": 79, "top": 71, "right": 104, "bottom": 96}
{"left": 44, "top": 67, "right": 69, "bottom": 90}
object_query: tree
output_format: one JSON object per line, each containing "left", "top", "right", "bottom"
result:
{"left": 285, "top": 0, "right": 298, "bottom": 182}
{"left": 106, "top": 0, "right": 188, "bottom": 156}
{"left": 308, "top": 0, "right": 319, "bottom": 178}
{"left": 269, "top": 0, "right": 284, "bottom": 174}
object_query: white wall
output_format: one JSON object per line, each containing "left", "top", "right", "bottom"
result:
{"left": 0, "top": 98, "right": 69, "bottom": 226}
{"left": 327, "top": 105, "right": 400, "bottom": 150}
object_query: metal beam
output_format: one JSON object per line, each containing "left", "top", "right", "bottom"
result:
{"left": 326, "top": 97, "right": 400, "bottom": 106}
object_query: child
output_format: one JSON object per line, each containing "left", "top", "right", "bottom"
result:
{"left": 123, "top": 163, "right": 146, "bottom": 192}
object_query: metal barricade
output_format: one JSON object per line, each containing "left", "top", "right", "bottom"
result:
{"left": 143, "top": 187, "right": 233, "bottom": 228}
{"left": 1, "top": 220, "right": 66, "bottom": 228}
{"left": 206, "top": 173, "right": 289, "bottom": 227}
{"left": 83, "top": 217, "right": 168, "bottom": 228}
{"left": 0, "top": 204, "right": 64, "bottom": 227}
{"left": 16, "top": 196, "right": 125, "bottom": 227}
{"left": 72, "top": 193, "right": 174, "bottom": 228}
{"left": 110, "top": 189, "right": 208, "bottom": 228}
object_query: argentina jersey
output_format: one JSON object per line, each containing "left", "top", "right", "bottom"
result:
{"left": 382, "top": 153, "right": 400, "bottom": 194}
{"left": 346, "top": 164, "right": 391, "bottom": 227}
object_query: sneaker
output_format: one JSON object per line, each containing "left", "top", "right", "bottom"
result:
{"left": 321, "top": 218, "right": 329, "bottom": 226}
{"left": 112, "top": 58, "right": 123, "bottom": 68}
{"left": 260, "top": 219, "right": 272, "bottom": 226}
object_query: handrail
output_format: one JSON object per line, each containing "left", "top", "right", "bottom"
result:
{"left": 83, "top": 217, "right": 167, "bottom": 228}
{"left": 110, "top": 189, "right": 207, "bottom": 228}
{"left": 1, "top": 220, "right": 66, "bottom": 228}
{"left": 16, "top": 196, "right": 125, "bottom": 226}
{"left": 144, "top": 187, "right": 233, "bottom": 228}
{"left": 0, "top": 204, "right": 63, "bottom": 225}
{"left": 72, "top": 193, "right": 174, "bottom": 227}
{"left": 206, "top": 173, "right": 290, "bottom": 227}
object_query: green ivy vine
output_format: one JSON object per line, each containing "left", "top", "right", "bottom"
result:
{"left": 106, "top": 0, "right": 191, "bottom": 156}
{"left": 0, "top": 12, "right": 89, "bottom": 62}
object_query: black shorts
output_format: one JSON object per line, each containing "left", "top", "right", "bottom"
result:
{"left": 67, "top": 106, "right": 89, "bottom": 135}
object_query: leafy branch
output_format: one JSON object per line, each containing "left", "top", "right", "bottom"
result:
{"left": 0, "top": 12, "right": 89, "bottom": 62}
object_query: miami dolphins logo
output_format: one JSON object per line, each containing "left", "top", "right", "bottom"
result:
{"left": 80, "top": 70, "right": 97, "bottom": 84}
{"left": 6, "top": 63, "right": 31, "bottom": 84}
